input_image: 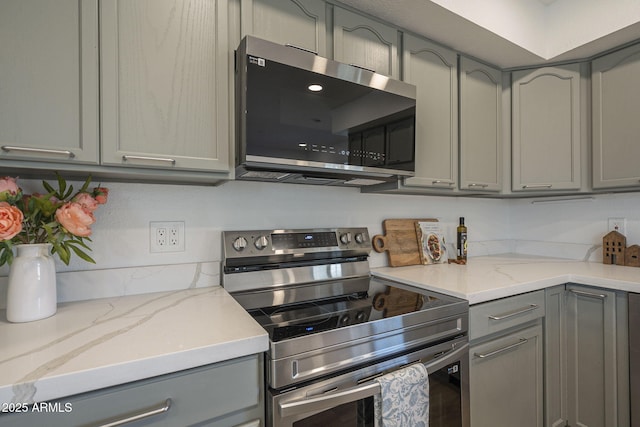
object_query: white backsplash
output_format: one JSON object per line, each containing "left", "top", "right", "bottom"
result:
{"left": 2, "top": 178, "right": 640, "bottom": 306}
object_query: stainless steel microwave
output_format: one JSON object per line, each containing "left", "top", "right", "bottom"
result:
{"left": 235, "top": 36, "right": 417, "bottom": 186}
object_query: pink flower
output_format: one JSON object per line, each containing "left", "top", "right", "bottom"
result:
{"left": 93, "top": 187, "right": 109, "bottom": 205}
{"left": 55, "top": 202, "right": 95, "bottom": 237}
{"left": 74, "top": 193, "right": 99, "bottom": 212}
{"left": 0, "top": 202, "right": 23, "bottom": 240}
{"left": 0, "top": 177, "right": 20, "bottom": 201}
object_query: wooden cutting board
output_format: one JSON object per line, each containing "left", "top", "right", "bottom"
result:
{"left": 372, "top": 218, "right": 438, "bottom": 267}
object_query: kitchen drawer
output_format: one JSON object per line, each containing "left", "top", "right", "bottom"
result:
{"left": 0, "top": 354, "right": 263, "bottom": 427}
{"left": 469, "top": 290, "right": 545, "bottom": 341}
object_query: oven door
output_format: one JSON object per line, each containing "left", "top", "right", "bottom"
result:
{"left": 269, "top": 337, "right": 469, "bottom": 427}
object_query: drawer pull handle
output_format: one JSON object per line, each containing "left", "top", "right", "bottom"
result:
{"left": 569, "top": 289, "right": 607, "bottom": 299}
{"left": 92, "top": 398, "right": 172, "bottom": 427}
{"left": 522, "top": 184, "right": 552, "bottom": 189}
{"left": 474, "top": 338, "right": 528, "bottom": 359}
{"left": 431, "top": 180, "right": 455, "bottom": 186}
{"left": 1, "top": 145, "right": 76, "bottom": 158}
{"left": 468, "top": 183, "right": 489, "bottom": 188}
{"left": 122, "top": 155, "right": 176, "bottom": 165}
{"left": 488, "top": 304, "right": 539, "bottom": 320}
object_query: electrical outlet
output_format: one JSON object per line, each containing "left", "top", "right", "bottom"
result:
{"left": 608, "top": 217, "right": 626, "bottom": 235}
{"left": 150, "top": 221, "right": 185, "bottom": 253}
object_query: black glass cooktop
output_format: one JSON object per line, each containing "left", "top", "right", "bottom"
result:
{"left": 249, "top": 278, "right": 461, "bottom": 342}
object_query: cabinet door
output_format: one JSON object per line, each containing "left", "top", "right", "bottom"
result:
{"left": 470, "top": 324, "right": 544, "bottom": 427}
{"left": 333, "top": 7, "right": 399, "bottom": 78}
{"left": 592, "top": 43, "right": 640, "bottom": 189}
{"left": 512, "top": 65, "right": 582, "bottom": 192}
{"left": 0, "top": 0, "right": 98, "bottom": 164}
{"left": 402, "top": 35, "right": 458, "bottom": 191}
{"left": 459, "top": 57, "right": 502, "bottom": 192}
{"left": 566, "top": 284, "right": 629, "bottom": 427}
{"left": 240, "top": 0, "right": 327, "bottom": 56}
{"left": 544, "top": 285, "right": 568, "bottom": 427}
{"left": 100, "top": 0, "right": 229, "bottom": 172}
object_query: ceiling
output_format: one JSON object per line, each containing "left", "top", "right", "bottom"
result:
{"left": 337, "top": 0, "right": 640, "bottom": 68}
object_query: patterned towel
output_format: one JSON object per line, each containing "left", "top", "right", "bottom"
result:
{"left": 374, "top": 362, "right": 429, "bottom": 427}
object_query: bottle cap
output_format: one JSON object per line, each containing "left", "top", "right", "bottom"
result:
{"left": 459, "top": 217, "right": 465, "bottom": 225}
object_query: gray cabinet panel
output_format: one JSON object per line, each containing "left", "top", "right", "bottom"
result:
{"left": 544, "top": 285, "right": 568, "bottom": 427}
{"left": 240, "top": 0, "right": 327, "bottom": 56}
{"left": 592, "top": 43, "right": 640, "bottom": 189}
{"left": 0, "top": 0, "right": 99, "bottom": 165}
{"left": 512, "top": 65, "right": 583, "bottom": 192}
{"left": 100, "top": 0, "right": 230, "bottom": 172}
{"left": 459, "top": 57, "right": 503, "bottom": 192}
{"left": 0, "top": 354, "right": 264, "bottom": 427}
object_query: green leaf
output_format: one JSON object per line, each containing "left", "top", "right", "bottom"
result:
{"left": 41, "top": 180, "right": 56, "bottom": 195}
{"left": 66, "top": 243, "right": 96, "bottom": 264}
{"left": 79, "top": 175, "right": 92, "bottom": 193}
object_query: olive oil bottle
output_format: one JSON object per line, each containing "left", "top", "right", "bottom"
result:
{"left": 457, "top": 217, "right": 467, "bottom": 261}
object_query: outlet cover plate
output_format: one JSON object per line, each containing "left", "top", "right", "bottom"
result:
{"left": 150, "top": 221, "right": 185, "bottom": 253}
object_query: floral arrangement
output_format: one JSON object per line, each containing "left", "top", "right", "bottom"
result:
{"left": 0, "top": 174, "right": 108, "bottom": 266}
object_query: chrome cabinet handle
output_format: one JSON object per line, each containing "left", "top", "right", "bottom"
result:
{"left": 474, "top": 338, "right": 528, "bottom": 359}
{"left": 122, "top": 155, "right": 176, "bottom": 165}
{"left": 279, "top": 343, "right": 468, "bottom": 419}
{"left": 1, "top": 145, "right": 76, "bottom": 158}
{"left": 522, "top": 184, "right": 552, "bottom": 189}
{"left": 569, "top": 289, "right": 607, "bottom": 299}
{"left": 431, "top": 180, "right": 455, "bottom": 186}
{"left": 468, "top": 183, "right": 489, "bottom": 188}
{"left": 91, "top": 398, "right": 171, "bottom": 427}
{"left": 488, "top": 304, "right": 539, "bottom": 320}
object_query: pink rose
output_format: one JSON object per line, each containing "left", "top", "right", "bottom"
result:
{"left": 73, "top": 193, "right": 99, "bottom": 212}
{"left": 0, "top": 177, "right": 20, "bottom": 201}
{"left": 55, "top": 202, "right": 95, "bottom": 237}
{"left": 93, "top": 187, "right": 109, "bottom": 205}
{"left": 0, "top": 201, "right": 23, "bottom": 240}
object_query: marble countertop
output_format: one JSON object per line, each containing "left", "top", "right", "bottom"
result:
{"left": 0, "top": 287, "right": 268, "bottom": 405}
{"left": 372, "top": 254, "right": 640, "bottom": 304}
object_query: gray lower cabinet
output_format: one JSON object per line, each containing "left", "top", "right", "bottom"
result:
{"left": 0, "top": 354, "right": 264, "bottom": 427}
{"left": 592, "top": 42, "right": 640, "bottom": 190}
{"left": 469, "top": 291, "right": 545, "bottom": 427}
{"left": 545, "top": 284, "right": 630, "bottom": 427}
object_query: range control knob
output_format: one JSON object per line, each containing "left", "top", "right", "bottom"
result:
{"left": 355, "top": 233, "right": 367, "bottom": 244}
{"left": 339, "top": 314, "right": 351, "bottom": 326}
{"left": 254, "top": 235, "right": 269, "bottom": 250}
{"left": 355, "top": 311, "right": 367, "bottom": 322}
{"left": 232, "top": 236, "right": 248, "bottom": 251}
{"left": 340, "top": 232, "right": 352, "bottom": 245}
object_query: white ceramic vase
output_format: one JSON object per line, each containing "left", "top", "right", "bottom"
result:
{"left": 6, "top": 243, "right": 57, "bottom": 323}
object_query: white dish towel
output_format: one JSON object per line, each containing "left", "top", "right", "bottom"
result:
{"left": 374, "top": 362, "right": 429, "bottom": 427}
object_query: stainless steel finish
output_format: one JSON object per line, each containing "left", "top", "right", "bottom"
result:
{"left": 522, "top": 184, "right": 553, "bottom": 189}
{"left": 254, "top": 235, "right": 269, "bottom": 250}
{"left": 279, "top": 342, "right": 468, "bottom": 418}
{"left": 233, "top": 236, "right": 248, "bottom": 251}
{"left": 474, "top": 338, "right": 529, "bottom": 359}
{"left": 630, "top": 293, "right": 640, "bottom": 427}
{"left": 348, "top": 63, "right": 376, "bottom": 73}
{"left": 122, "top": 155, "right": 176, "bottom": 165}
{"left": 568, "top": 289, "right": 607, "bottom": 299}
{"left": 224, "top": 259, "right": 371, "bottom": 295}
{"left": 340, "top": 232, "right": 352, "bottom": 244}
{"left": 93, "top": 399, "right": 171, "bottom": 427}
{"left": 355, "top": 233, "right": 366, "bottom": 244}
{"left": 488, "top": 304, "right": 540, "bottom": 320}
{"left": 269, "top": 306, "right": 467, "bottom": 388}
{"left": 284, "top": 43, "right": 318, "bottom": 55}
{"left": 1, "top": 145, "right": 76, "bottom": 158}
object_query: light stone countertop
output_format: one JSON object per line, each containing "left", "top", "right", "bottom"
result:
{"left": 372, "top": 254, "right": 640, "bottom": 304}
{"left": 0, "top": 286, "right": 268, "bottom": 405}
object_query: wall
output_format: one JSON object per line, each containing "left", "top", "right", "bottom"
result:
{"left": 2, "top": 177, "right": 640, "bottom": 306}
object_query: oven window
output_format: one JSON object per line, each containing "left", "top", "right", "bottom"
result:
{"left": 290, "top": 362, "right": 462, "bottom": 427}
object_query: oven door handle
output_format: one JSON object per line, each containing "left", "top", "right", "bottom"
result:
{"left": 278, "top": 342, "right": 469, "bottom": 419}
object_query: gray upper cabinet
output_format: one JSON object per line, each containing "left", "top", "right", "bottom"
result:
{"left": 0, "top": 0, "right": 99, "bottom": 165}
{"left": 511, "top": 64, "right": 583, "bottom": 192}
{"left": 100, "top": 0, "right": 230, "bottom": 173}
{"left": 592, "top": 43, "right": 640, "bottom": 190}
{"left": 402, "top": 35, "right": 458, "bottom": 191}
{"left": 333, "top": 7, "right": 399, "bottom": 78}
{"left": 240, "top": 0, "right": 327, "bottom": 56}
{"left": 459, "top": 57, "right": 502, "bottom": 193}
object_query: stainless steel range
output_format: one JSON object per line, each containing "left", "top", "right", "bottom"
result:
{"left": 222, "top": 227, "right": 470, "bottom": 427}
